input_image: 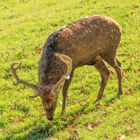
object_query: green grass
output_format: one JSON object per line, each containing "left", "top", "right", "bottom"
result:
{"left": 0, "top": 0, "right": 140, "bottom": 139}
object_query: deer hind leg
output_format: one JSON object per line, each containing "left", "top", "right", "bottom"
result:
{"left": 61, "top": 71, "right": 74, "bottom": 116}
{"left": 101, "top": 53, "right": 123, "bottom": 95}
{"left": 94, "top": 56, "right": 110, "bottom": 100}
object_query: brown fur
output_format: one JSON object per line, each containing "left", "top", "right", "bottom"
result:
{"left": 38, "top": 15, "right": 122, "bottom": 120}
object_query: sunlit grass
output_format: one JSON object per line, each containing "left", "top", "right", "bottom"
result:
{"left": 0, "top": 0, "right": 140, "bottom": 139}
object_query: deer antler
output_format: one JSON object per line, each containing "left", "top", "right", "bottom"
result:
{"left": 50, "top": 53, "right": 72, "bottom": 95}
{"left": 11, "top": 62, "right": 38, "bottom": 90}
{"left": 11, "top": 54, "right": 72, "bottom": 98}
{"left": 11, "top": 62, "right": 45, "bottom": 98}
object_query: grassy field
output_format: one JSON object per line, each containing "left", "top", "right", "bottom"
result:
{"left": 0, "top": 0, "right": 140, "bottom": 139}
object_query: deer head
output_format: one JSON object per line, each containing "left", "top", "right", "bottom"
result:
{"left": 11, "top": 53, "right": 72, "bottom": 120}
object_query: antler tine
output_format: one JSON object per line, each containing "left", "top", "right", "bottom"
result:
{"left": 11, "top": 62, "right": 39, "bottom": 91}
{"left": 28, "top": 92, "right": 41, "bottom": 98}
{"left": 11, "top": 62, "right": 22, "bottom": 83}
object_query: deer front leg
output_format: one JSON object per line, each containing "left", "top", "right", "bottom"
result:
{"left": 94, "top": 56, "right": 110, "bottom": 100}
{"left": 61, "top": 71, "right": 74, "bottom": 116}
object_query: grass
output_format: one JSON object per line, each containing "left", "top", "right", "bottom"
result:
{"left": 0, "top": 0, "right": 140, "bottom": 139}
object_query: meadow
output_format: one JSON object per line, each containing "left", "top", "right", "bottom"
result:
{"left": 0, "top": 0, "right": 140, "bottom": 139}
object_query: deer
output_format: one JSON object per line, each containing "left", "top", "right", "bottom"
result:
{"left": 11, "top": 15, "right": 123, "bottom": 121}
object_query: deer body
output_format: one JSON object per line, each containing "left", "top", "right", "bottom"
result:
{"left": 42, "top": 15, "right": 121, "bottom": 67}
{"left": 12, "top": 15, "right": 122, "bottom": 120}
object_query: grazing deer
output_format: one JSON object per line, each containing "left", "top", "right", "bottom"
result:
{"left": 11, "top": 15, "right": 122, "bottom": 120}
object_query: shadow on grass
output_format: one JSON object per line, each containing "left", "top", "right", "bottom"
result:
{"left": 6, "top": 95, "right": 122, "bottom": 140}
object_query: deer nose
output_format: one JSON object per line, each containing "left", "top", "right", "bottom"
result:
{"left": 48, "top": 117, "right": 53, "bottom": 121}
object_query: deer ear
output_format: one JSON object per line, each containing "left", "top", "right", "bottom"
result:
{"left": 45, "top": 85, "right": 52, "bottom": 92}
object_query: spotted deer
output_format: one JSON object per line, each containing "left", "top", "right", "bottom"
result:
{"left": 11, "top": 15, "right": 122, "bottom": 120}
